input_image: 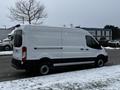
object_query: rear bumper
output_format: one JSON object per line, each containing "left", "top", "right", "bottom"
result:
{"left": 11, "top": 58, "right": 40, "bottom": 70}
{"left": 12, "top": 58, "right": 25, "bottom": 69}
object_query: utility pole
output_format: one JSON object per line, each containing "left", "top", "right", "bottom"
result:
{"left": 3, "top": 25, "right": 6, "bottom": 30}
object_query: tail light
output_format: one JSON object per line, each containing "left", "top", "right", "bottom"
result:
{"left": 22, "top": 47, "right": 27, "bottom": 63}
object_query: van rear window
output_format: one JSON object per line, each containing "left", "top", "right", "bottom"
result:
{"left": 14, "top": 30, "right": 22, "bottom": 47}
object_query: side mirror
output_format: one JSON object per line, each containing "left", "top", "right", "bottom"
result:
{"left": 97, "top": 44, "right": 102, "bottom": 49}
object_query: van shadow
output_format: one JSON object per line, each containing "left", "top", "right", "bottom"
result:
{"left": 1, "top": 63, "right": 110, "bottom": 82}
{"left": 51, "top": 64, "right": 95, "bottom": 74}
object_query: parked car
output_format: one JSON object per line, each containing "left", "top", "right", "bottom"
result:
{"left": 108, "top": 40, "right": 120, "bottom": 47}
{"left": 0, "top": 38, "right": 13, "bottom": 51}
{"left": 99, "top": 37, "right": 109, "bottom": 47}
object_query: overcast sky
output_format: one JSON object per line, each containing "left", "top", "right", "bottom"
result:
{"left": 0, "top": 0, "right": 120, "bottom": 28}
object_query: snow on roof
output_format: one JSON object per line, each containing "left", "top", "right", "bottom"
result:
{"left": 104, "top": 47, "right": 120, "bottom": 49}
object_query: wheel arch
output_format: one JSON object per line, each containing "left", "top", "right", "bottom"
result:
{"left": 97, "top": 54, "right": 108, "bottom": 63}
{"left": 4, "top": 45, "right": 11, "bottom": 50}
{"left": 39, "top": 57, "right": 53, "bottom": 66}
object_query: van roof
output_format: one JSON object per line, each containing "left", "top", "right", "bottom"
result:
{"left": 20, "top": 24, "right": 80, "bottom": 29}
{"left": 17, "top": 24, "right": 90, "bottom": 35}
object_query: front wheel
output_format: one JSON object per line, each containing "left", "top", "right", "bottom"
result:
{"left": 95, "top": 59, "right": 104, "bottom": 67}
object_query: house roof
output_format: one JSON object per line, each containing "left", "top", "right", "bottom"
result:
{"left": 81, "top": 27, "right": 111, "bottom": 31}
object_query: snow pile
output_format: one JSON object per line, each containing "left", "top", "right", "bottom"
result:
{"left": 0, "top": 65, "right": 120, "bottom": 90}
{"left": 0, "top": 51, "right": 13, "bottom": 56}
{"left": 104, "top": 47, "right": 120, "bottom": 50}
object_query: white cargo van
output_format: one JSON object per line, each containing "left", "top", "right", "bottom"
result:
{"left": 12, "top": 25, "right": 108, "bottom": 75}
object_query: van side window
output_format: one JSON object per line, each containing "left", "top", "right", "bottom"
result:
{"left": 14, "top": 30, "right": 22, "bottom": 47}
{"left": 86, "top": 35, "right": 101, "bottom": 49}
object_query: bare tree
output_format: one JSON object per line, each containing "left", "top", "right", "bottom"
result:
{"left": 9, "top": 0, "right": 47, "bottom": 24}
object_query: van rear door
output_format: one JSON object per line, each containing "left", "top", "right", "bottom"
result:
{"left": 13, "top": 30, "right": 22, "bottom": 60}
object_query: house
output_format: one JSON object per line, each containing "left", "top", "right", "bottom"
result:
{"left": 80, "top": 27, "right": 112, "bottom": 41}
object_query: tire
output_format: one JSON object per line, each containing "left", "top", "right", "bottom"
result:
{"left": 39, "top": 63, "right": 51, "bottom": 75}
{"left": 4, "top": 45, "right": 11, "bottom": 51}
{"left": 95, "top": 58, "right": 104, "bottom": 67}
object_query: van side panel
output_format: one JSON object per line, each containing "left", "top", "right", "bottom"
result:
{"left": 62, "top": 28, "right": 87, "bottom": 58}
{"left": 23, "top": 27, "right": 62, "bottom": 60}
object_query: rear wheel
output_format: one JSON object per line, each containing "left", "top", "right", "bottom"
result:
{"left": 95, "top": 59, "right": 104, "bottom": 67}
{"left": 39, "top": 63, "right": 52, "bottom": 75}
{"left": 25, "top": 62, "right": 53, "bottom": 75}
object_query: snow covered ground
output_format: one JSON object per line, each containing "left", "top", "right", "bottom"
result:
{"left": 0, "top": 51, "right": 13, "bottom": 56}
{"left": 0, "top": 65, "right": 120, "bottom": 90}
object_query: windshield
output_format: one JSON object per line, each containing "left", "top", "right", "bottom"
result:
{"left": 14, "top": 30, "right": 22, "bottom": 47}
{"left": 86, "top": 35, "right": 101, "bottom": 49}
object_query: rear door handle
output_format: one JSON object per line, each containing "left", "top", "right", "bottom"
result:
{"left": 85, "top": 49, "right": 89, "bottom": 51}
